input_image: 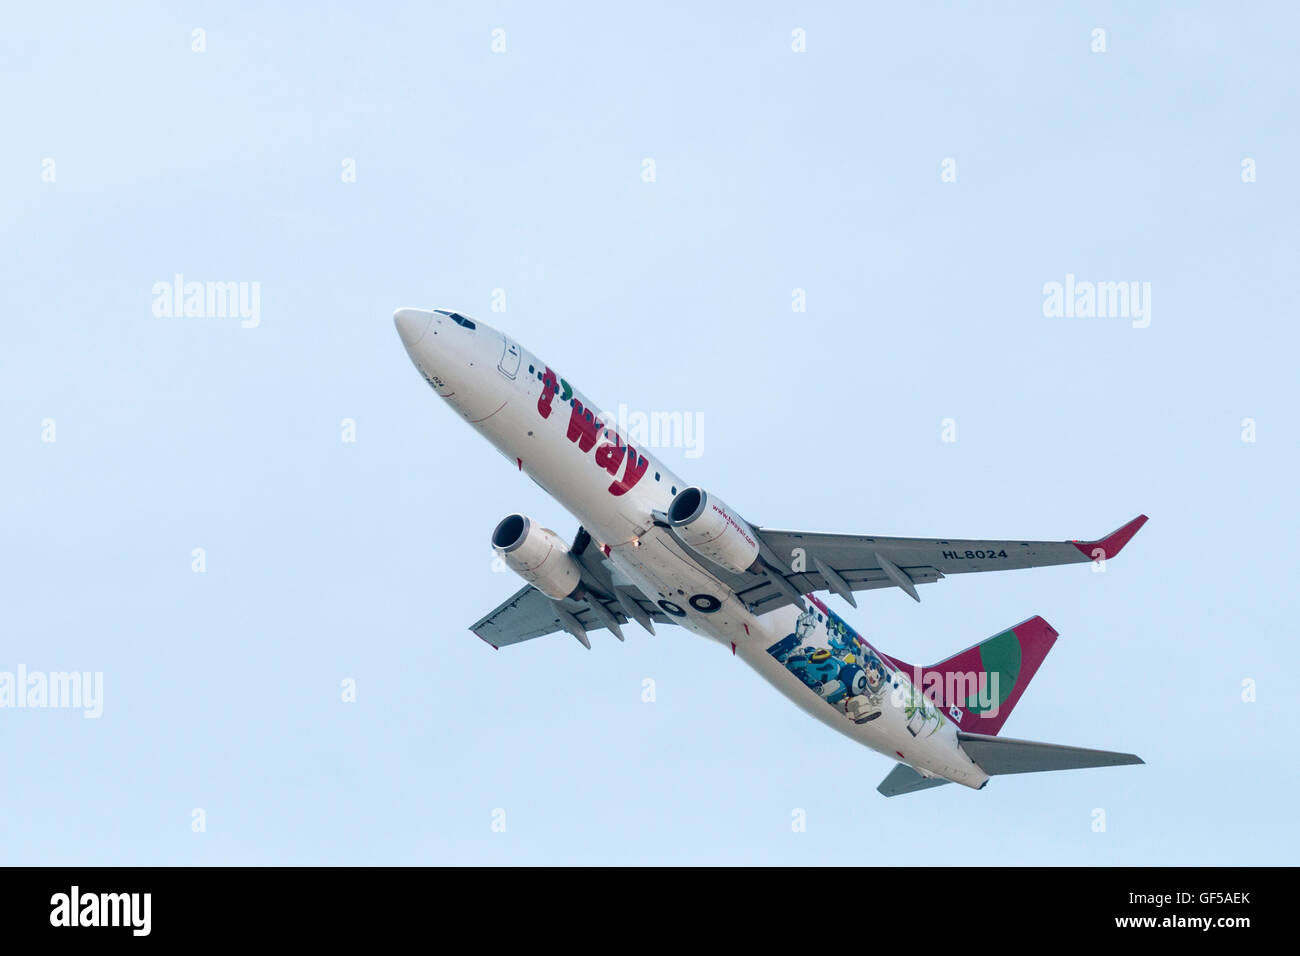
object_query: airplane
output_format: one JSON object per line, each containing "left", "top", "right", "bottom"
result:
{"left": 394, "top": 307, "right": 1147, "bottom": 796}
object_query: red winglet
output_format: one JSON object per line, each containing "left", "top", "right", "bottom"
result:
{"left": 472, "top": 630, "right": 500, "bottom": 650}
{"left": 1072, "top": 514, "right": 1148, "bottom": 560}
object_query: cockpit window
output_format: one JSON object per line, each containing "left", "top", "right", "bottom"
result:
{"left": 434, "top": 309, "right": 476, "bottom": 330}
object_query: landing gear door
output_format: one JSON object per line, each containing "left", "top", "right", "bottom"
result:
{"left": 498, "top": 337, "right": 521, "bottom": 380}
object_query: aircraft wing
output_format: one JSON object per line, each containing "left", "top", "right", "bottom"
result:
{"left": 469, "top": 583, "right": 569, "bottom": 649}
{"left": 715, "top": 514, "right": 1147, "bottom": 614}
{"left": 470, "top": 526, "right": 674, "bottom": 649}
{"left": 472, "top": 515, "right": 1147, "bottom": 645}
{"left": 469, "top": 583, "right": 674, "bottom": 649}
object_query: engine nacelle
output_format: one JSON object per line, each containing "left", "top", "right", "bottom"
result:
{"left": 666, "top": 487, "right": 761, "bottom": 575}
{"left": 491, "top": 514, "right": 582, "bottom": 600}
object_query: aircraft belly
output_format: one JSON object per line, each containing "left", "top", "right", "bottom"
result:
{"left": 605, "top": 528, "right": 748, "bottom": 645}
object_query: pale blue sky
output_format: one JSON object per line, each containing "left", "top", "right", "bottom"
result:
{"left": 2, "top": 2, "right": 1297, "bottom": 864}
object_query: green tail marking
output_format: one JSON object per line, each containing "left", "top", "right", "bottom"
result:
{"left": 964, "top": 629, "right": 1021, "bottom": 713}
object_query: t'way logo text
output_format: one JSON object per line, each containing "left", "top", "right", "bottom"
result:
{"left": 536, "top": 366, "right": 649, "bottom": 496}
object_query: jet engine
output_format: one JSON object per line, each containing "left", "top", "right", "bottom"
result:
{"left": 666, "top": 486, "right": 761, "bottom": 575}
{"left": 490, "top": 514, "right": 582, "bottom": 600}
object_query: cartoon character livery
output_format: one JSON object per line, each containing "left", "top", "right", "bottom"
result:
{"left": 395, "top": 307, "right": 1147, "bottom": 796}
{"left": 770, "top": 603, "right": 893, "bottom": 723}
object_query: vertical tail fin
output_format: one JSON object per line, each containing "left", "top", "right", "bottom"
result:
{"left": 885, "top": 616, "right": 1057, "bottom": 736}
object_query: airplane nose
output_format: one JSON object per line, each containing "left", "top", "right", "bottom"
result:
{"left": 394, "top": 308, "right": 432, "bottom": 349}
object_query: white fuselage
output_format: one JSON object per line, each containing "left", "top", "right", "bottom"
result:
{"left": 396, "top": 308, "right": 988, "bottom": 789}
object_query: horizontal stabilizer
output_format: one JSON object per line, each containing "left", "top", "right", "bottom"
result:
{"left": 958, "top": 732, "right": 1143, "bottom": 775}
{"left": 877, "top": 762, "right": 952, "bottom": 797}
